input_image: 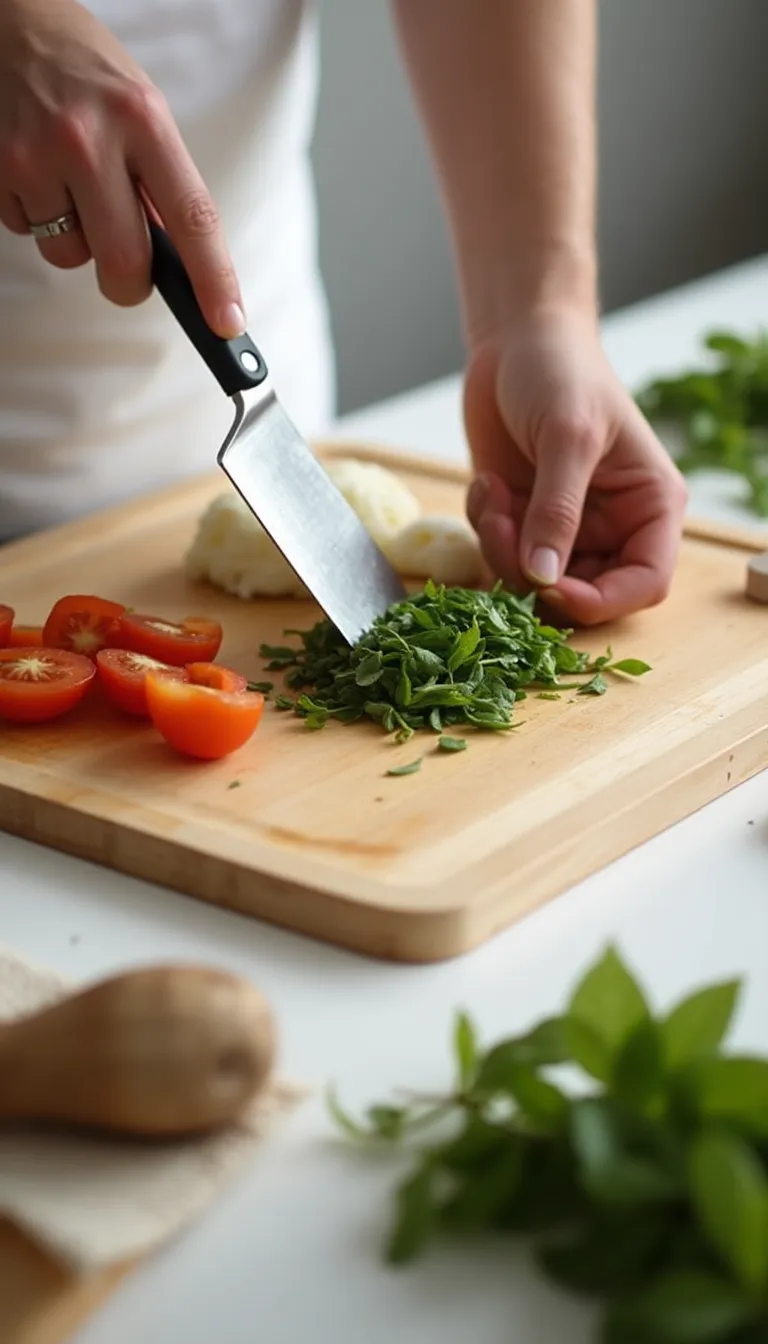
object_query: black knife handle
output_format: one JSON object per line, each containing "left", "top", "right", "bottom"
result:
{"left": 148, "top": 220, "right": 268, "bottom": 397}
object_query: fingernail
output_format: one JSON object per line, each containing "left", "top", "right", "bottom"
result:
{"left": 467, "top": 473, "right": 490, "bottom": 516}
{"left": 527, "top": 546, "right": 560, "bottom": 586}
{"left": 219, "top": 301, "right": 246, "bottom": 337}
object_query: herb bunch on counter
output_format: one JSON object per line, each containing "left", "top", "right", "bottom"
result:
{"left": 330, "top": 947, "right": 768, "bottom": 1343}
{"left": 259, "top": 580, "right": 650, "bottom": 745}
{"left": 635, "top": 327, "right": 768, "bottom": 517}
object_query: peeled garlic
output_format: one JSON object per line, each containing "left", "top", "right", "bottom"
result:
{"left": 385, "top": 514, "right": 482, "bottom": 586}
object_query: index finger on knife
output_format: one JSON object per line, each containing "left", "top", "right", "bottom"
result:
{"left": 133, "top": 115, "right": 246, "bottom": 339}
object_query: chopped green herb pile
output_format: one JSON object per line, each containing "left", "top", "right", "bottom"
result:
{"left": 635, "top": 327, "right": 768, "bottom": 516}
{"left": 259, "top": 581, "right": 650, "bottom": 745}
{"left": 329, "top": 946, "right": 768, "bottom": 1342}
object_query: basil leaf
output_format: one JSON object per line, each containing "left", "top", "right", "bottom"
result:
{"left": 601, "top": 1270, "right": 753, "bottom": 1343}
{"left": 663, "top": 981, "right": 741, "bottom": 1069}
{"left": 578, "top": 670, "right": 609, "bottom": 696}
{"left": 539, "top": 1210, "right": 668, "bottom": 1297}
{"left": 386, "top": 1164, "right": 437, "bottom": 1264}
{"left": 439, "top": 1143, "right": 524, "bottom": 1232}
{"left": 438, "top": 735, "right": 467, "bottom": 752}
{"left": 570, "top": 1099, "right": 681, "bottom": 1208}
{"left": 355, "top": 652, "right": 384, "bottom": 686}
{"left": 610, "top": 658, "right": 653, "bottom": 676}
{"left": 386, "top": 758, "right": 422, "bottom": 777}
{"left": 612, "top": 1018, "right": 665, "bottom": 1111}
{"left": 689, "top": 1130, "right": 768, "bottom": 1294}
{"left": 685, "top": 1057, "right": 768, "bottom": 1137}
{"left": 568, "top": 946, "right": 650, "bottom": 1064}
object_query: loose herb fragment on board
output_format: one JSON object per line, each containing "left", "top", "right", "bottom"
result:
{"left": 386, "top": 759, "right": 422, "bottom": 777}
{"left": 328, "top": 946, "right": 768, "bottom": 1343}
{"left": 437, "top": 736, "right": 467, "bottom": 753}
{"left": 634, "top": 327, "right": 768, "bottom": 517}
{"left": 259, "top": 582, "right": 650, "bottom": 741}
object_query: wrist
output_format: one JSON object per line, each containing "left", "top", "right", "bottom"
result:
{"left": 461, "top": 242, "right": 599, "bottom": 351}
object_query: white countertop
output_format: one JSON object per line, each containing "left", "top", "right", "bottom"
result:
{"left": 3, "top": 255, "right": 768, "bottom": 1344}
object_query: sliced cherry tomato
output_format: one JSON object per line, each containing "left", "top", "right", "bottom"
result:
{"left": 96, "top": 648, "right": 188, "bottom": 718}
{"left": 0, "top": 606, "right": 14, "bottom": 648}
{"left": 9, "top": 623, "right": 43, "bottom": 648}
{"left": 115, "top": 613, "right": 222, "bottom": 667}
{"left": 43, "top": 595, "right": 125, "bottom": 659}
{"left": 0, "top": 648, "right": 96, "bottom": 723}
{"left": 145, "top": 661, "right": 263, "bottom": 760}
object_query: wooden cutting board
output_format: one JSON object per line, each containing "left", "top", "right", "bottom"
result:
{"left": 1, "top": 442, "right": 767, "bottom": 968}
{"left": 0, "top": 1218, "right": 132, "bottom": 1344}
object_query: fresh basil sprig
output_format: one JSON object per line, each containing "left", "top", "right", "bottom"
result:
{"left": 329, "top": 947, "right": 768, "bottom": 1342}
{"left": 635, "top": 327, "right": 768, "bottom": 517}
{"left": 260, "top": 581, "right": 650, "bottom": 744}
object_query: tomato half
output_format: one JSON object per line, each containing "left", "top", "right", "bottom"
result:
{"left": 115, "top": 614, "right": 222, "bottom": 667}
{"left": 96, "top": 648, "right": 188, "bottom": 718}
{"left": 0, "top": 606, "right": 14, "bottom": 648}
{"left": 9, "top": 624, "right": 43, "bottom": 648}
{"left": 43, "top": 595, "right": 125, "bottom": 659}
{"left": 145, "top": 662, "right": 263, "bottom": 760}
{"left": 0, "top": 648, "right": 96, "bottom": 723}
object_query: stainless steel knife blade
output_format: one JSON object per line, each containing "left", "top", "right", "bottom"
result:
{"left": 218, "top": 385, "right": 406, "bottom": 644}
{"left": 148, "top": 219, "right": 406, "bottom": 644}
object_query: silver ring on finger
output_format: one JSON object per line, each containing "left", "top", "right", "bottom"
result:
{"left": 27, "top": 210, "right": 80, "bottom": 240}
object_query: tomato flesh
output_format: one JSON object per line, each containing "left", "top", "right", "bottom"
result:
{"left": 9, "top": 624, "right": 43, "bottom": 648}
{"left": 43, "top": 595, "right": 125, "bottom": 659}
{"left": 146, "top": 662, "right": 263, "bottom": 760}
{"left": 96, "top": 648, "right": 187, "bottom": 718}
{"left": 116, "top": 613, "right": 222, "bottom": 666}
{"left": 0, "top": 606, "right": 15, "bottom": 648}
{"left": 0, "top": 648, "right": 96, "bottom": 723}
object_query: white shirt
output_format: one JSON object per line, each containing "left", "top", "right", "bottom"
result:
{"left": 0, "top": 0, "right": 334, "bottom": 539}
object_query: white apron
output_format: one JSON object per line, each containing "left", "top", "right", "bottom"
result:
{"left": 0, "top": 0, "right": 334, "bottom": 538}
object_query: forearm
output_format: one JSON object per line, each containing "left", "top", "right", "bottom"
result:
{"left": 391, "top": 0, "right": 598, "bottom": 345}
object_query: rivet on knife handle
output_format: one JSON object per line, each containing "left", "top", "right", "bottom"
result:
{"left": 148, "top": 220, "right": 268, "bottom": 398}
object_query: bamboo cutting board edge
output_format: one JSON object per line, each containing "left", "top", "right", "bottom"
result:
{"left": 0, "top": 1218, "right": 135, "bottom": 1344}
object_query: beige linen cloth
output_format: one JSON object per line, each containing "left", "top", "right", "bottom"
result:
{"left": 0, "top": 945, "right": 307, "bottom": 1272}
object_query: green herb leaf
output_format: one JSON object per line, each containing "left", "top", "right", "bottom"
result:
{"left": 612, "top": 1018, "right": 665, "bottom": 1111}
{"left": 386, "top": 758, "right": 422, "bottom": 777}
{"left": 570, "top": 1099, "right": 682, "bottom": 1208}
{"left": 578, "top": 670, "right": 609, "bottom": 696}
{"left": 689, "top": 1130, "right": 768, "bottom": 1294}
{"left": 386, "top": 1164, "right": 437, "bottom": 1264}
{"left": 663, "top": 981, "right": 741, "bottom": 1069}
{"left": 610, "top": 659, "right": 653, "bottom": 677}
{"left": 247, "top": 680, "right": 274, "bottom": 694}
{"left": 564, "top": 1016, "right": 614, "bottom": 1082}
{"left": 601, "top": 1270, "right": 753, "bottom": 1343}
{"left": 227, "top": 780, "right": 242, "bottom": 790}
{"left": 366, "top": 1105, "right": 409, "bottom": 1142}
{"left": 438, "top": 735, "right": 467, "bottom": 752}
{"left": 325, "top": 1083, "right": 370, "bottom": 1141}
{"left": 568, "top": 946, "right": 650, "bottom": 1066}
{"left": 262, "top": 582, "right": 643, "bottom": 741}
{"left": 452, "top": 1010, "right": 478, "bottom": 1090}
{"left": 355, "top": 651, "right": 384, "bottom": 687}
{"left": 685, "top": 1057, "right": 768, "bottom": 1138}
{"left": 439, "top": 1143, "right": 524, "bottom": 1232}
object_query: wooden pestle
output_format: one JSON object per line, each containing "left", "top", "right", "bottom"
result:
{"left": 0, "top": 965, "right": 277, "bottom": 1138}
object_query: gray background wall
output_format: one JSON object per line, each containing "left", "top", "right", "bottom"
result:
{"left": 311, "top": 0, "right": 768, "bottom": 414}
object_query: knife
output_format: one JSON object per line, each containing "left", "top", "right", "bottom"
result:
{"left": 148, "top": 221, "right": 406, "bottom": 644}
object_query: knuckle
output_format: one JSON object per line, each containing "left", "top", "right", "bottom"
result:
{"left": 113, "top": 77, "right": 167, "bottom": 130}
{"left": 546, "top": 410, "right": 602, "bottom": 462}
{"left": 1, "top": 135, "right": 35, "bottom": 184}
{"left": 177, "top": 190, "right": 221, "bottom": 238}
{"left": 56, "top": 109, "right": 98, "bottom": 165}
{"left": 534, "top": 492, "right": 582, "bottom": 535}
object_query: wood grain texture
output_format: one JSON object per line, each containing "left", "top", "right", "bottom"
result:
{"left": 0, "top": 443, "right": 767, "bottom": 971}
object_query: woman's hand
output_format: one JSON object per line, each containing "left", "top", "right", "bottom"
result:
{"left": 464, "top": 309, "right": 687, "bottom": 625}
{"left": 0, "top": 0, "right": 244, "bottom": 335}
